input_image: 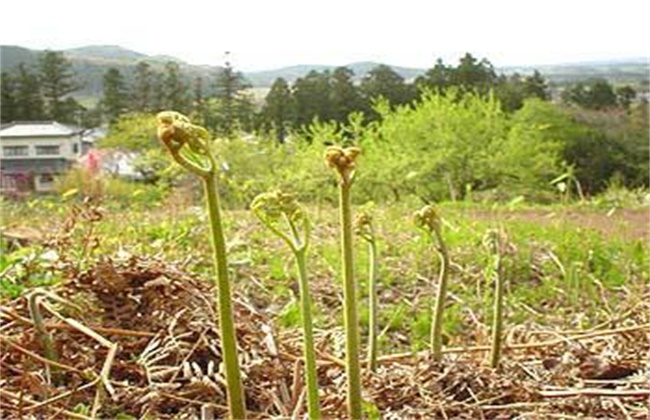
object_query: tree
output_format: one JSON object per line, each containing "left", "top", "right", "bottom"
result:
{"left": 561, "top": 83, "right": 589, "bottom": 107}
{"left": 360, "top": 64, "right": 414, "bottom": 118}
{"left": 97, "top": 113, "right": 158, "bottom": 151}
{"left": 616, "top": 85, "right": 636, "bottom": 110}
{"left": 452, "top": 53, "right": 497, "bottom": 94}
{"left": 1, "top": 72, "right": 17, "bottom": 123}
{"left": 15, "top": 64, "right": 45, "bottom": 121}
{"left": 211, "top": 55, "right": 253, "bottom": 135}
{"left": 329, "top": 67, "right": 362, "bottom": 123}
{"left": 562, "top": 79, "right": 617, "bottom": 110}
{"left": 191, "top": 76, "right": 207, "bottom": 120}
{"left": 39, "top": 50, "right": 79, "bottom": 121}
{"left": 416, "top": 54, "right": 499, "bottom": 100}
{"left": 162, "top": 61, "right": 189, "bottom": 112}
{"left": 588, "top": 80, "right": 617, "bottom": 110}
{"left": 523, "top": 70, "right": 549, "bottom": 101}
{"left": 293, "top": 70, "right": 332, "bottom": 127}
{"left": 415, "top": 58, "right": 452, "bottom": 92}
{"left": 132, "top": 61, "right": 154, "bottom": 112}
{"left": 495, "top": 73, "right": 525, "bottom": 112}
{"left": 150, "top": 71, "right": 166, "bottom": 112}
{"left": 361, "top": 89, "right": 510, "bottom": 202}
{"left": 260, "top": 77, "right": 295, "bottom": 142}
{"left": 101, "top": 67, "right": 129, "bottom": 123}
{"left": 57, "top": 97, "right": 86, "bottom": 125}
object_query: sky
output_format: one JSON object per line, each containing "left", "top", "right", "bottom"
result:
{"left": 1, "top": 0, "right": 648, "bottom": 71}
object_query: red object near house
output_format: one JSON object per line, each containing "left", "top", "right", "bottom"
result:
{"left": 82, "top": 149, "right": 102, "bottom": 176}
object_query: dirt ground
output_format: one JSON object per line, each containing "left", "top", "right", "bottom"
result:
{"left": 464, "top": 207, "right": 649, "bottom": 242}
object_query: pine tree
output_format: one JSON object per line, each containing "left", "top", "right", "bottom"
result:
{"left": 132, "top": 61, "right": 153, "bottom": 111}
{"left": 101, "top": 67, "right": 129, "bottom": 123}
{"left": 523, "top": 70, "right": 549, "bottom": 101}
{"left": 416, "top": 58, "right": 452, "bottom": 92}
{"left": 58, "top": 97, "right": 86, "bottom": 126}
{"left": 589, "top": 80, "right": 617, "bottom": 110}
{"left": 1, "top": 72, "right": 17, "bottom": 123}
{"left": 360, "top": 64, "right": 415, "bottom": 115}
{"left": 261, "top": 77, "right": 295, "bottom": 141}
{"left": 330, "top": 67, "right": 362, "bottom": 123}
{"left": 39, "top": 50, "right": 79, "bottom": 121}
{"left": 452, "top": 53, "right": 497, "bottom": 94}
{"left": 163, "top": 61, "right": 189, "bottom": 112}
{"left": 495, "top": 73, "right": 525, "bottom": 112}
{"left": 15, "top": 64, "right": 45, "bottom": 121}
{"left": 293, "top": 70, "right": 332, "bottom": 126}
{"left": 191, "top": 76, "right": 207, "bottom": 119}
{"left": 212, "top": 54, "right": 252, "bottom": 135}
{"left": 616, "top": 85, "right": 636, "bottom": 110}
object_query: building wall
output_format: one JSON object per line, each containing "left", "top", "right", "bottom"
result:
{"left": 0, "top": 133, "right": 83, "bottom": 193}
{"left": 0, "top": 135, "right": 82, "bottom": 160}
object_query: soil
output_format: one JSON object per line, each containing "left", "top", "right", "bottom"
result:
{"left": 464, "top": 207, "right": 649, "bottom": 242}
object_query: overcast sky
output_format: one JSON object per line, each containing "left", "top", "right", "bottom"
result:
{"left": 1, "top": 0, "right": 648, "bottom": 71}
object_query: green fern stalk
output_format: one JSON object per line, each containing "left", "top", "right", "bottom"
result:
{"left": 295, "top": 249, "right": 322, "bottom": 419}
{"left": 414, "top": 205, "right": 450, "bottom": 362}
{"left": 484, "top": 229, "right": 506, "bottom": 369}
{"left": 326, "top": 146, "right": 363, "bottom": 419}
{"left": 354, "top": 212, "right": 379, "bottom": 373}
{"left": 28, "top": 292, "right": 59, "bottom": 382}
{"left": 251, "top": 191, "right": 321, "bottom": 419}
{"left": 367, "top": 238, "right": 378, "bottom": 372}
{"left": 157, "top": 112, "right": 246, "bottom": 419}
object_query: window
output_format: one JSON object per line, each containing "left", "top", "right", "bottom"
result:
{"left": 3, "top": 146, "right": 29, "bottom": 156}
{"left": 37, "top": 174, "right": 55, "bottom": 191}
{"left": 39, "top": 174, "right": 55, "bottom": 183}
{"left": 73, "top": 143, "right": 79, "bottom": 154}
{"left": 35, "top": 145, "right": 60, "bottom": 156}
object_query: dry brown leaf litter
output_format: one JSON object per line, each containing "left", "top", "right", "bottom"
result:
{"left": 0, "top": 253, "right": 647, "bottom": 419}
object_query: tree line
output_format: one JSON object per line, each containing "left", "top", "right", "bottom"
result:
{"left": 5, "top": 50, "right": 639, "bottom": 201}
{"left": 2, "top": 51, "right": 640, "bottom": 137}
{"left": 1, "top": 50, "right": 86, "bottom": 125}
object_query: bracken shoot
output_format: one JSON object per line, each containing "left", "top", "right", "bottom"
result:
{"left": 156, "top": 111, "right": 246, "bottom": 419}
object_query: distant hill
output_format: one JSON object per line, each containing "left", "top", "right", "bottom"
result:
{"left": 1, "top": 45, "right": 40, "bottom": 68}
{"left": 244, "top": 62, "right": 425, "bottom": 86}
{"left": 64, "top": 45, "right": 149, "bottom": 61}
{"left": 1, "top": 44, "right": 647, "bottom": 105}
{"left": 502, "top": 58, "right": 649, "bottom": 86}
{"left": 0, "top": 45, "right": 221, "bottom": 103}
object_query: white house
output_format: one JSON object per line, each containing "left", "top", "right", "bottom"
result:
{"left": 0, "top": 121, "right": 93, "bottom": 193}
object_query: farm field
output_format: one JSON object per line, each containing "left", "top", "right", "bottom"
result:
{"left": 1, "top": 194, "right": 648, "bottom": 419}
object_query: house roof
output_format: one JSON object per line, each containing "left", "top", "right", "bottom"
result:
{"left": 0, "top": 121, "right": 84, "bottom": 138}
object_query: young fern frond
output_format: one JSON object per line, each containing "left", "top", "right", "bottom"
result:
{"left": 157, "top": 111, "right": 246, "bottom": 420}
{"left": 354, "top": 211, "right": 380, "bottom": 373}
{"left": 414, "top": 204, "right": 450, "bottom": 362}
{"left": 325, "top": 145, "right": 363, "bottom": 419}
{"left": 483, "top": 228, "right": 508, "bottom": 370}
{"left": 28, "top": 291, "right": 60, "bottom": 383}
{"left": 251, "top": 191, "right": 320, "bottom": 419}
